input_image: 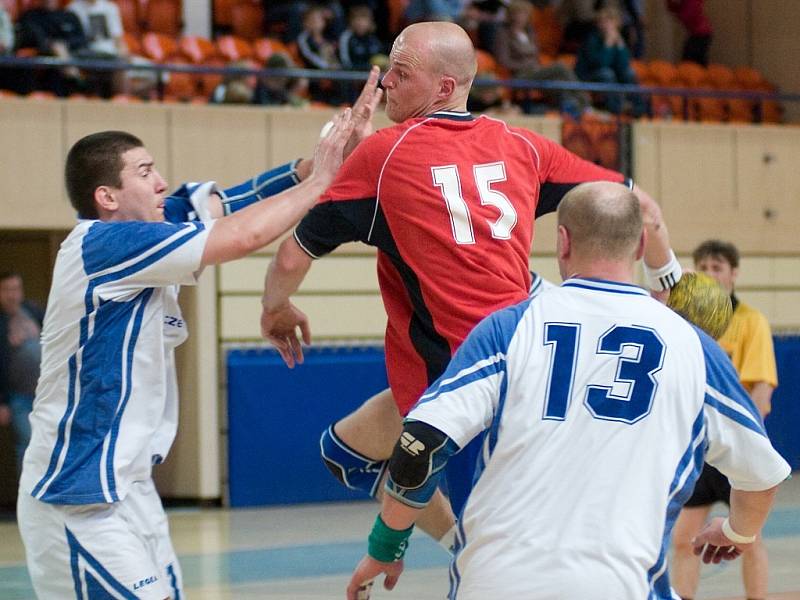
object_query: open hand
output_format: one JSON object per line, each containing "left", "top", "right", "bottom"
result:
{"left": 260, "top": 302, "right": 311, "bottom": 368}
{"left": 344, "top": 65, "right": 384, "bottom": 159}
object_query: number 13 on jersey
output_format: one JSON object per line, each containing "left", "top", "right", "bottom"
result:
{"left": 543, "top": 323, "right": 666, "bottom": 425}
{"left": 431, "top": 162, "right": 518, "bottom": 244}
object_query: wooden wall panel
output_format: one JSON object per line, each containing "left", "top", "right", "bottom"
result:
{"left": 169, "top": 104, "right": 269, "bottom": 190}
{"left": 220, "top": 294, "right": 385, "bottom": 341}
{"left": 0, "top": 100, "right": 69, "bottom": 228}
{"left": 220, "top": 255, "right": 378, "bottom": 293}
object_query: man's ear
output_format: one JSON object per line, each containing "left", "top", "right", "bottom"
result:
{"left": 439, "top": 75, "right": 456, "bottom": 99}
{"left": 94, "top": 186, "right": 117, "bottom": 214}
{"left": 557, "top": 224, "right": 571, "bottom": 261}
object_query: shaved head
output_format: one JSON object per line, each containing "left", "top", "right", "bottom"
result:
{"left": 558, "top": 182, "right": 643, "bottom": 261}
{"left": 382, "top": 22, "right": 477, "bottom": 121}
{"left": 399, "top": 22, "right": 477, "bottom": 86}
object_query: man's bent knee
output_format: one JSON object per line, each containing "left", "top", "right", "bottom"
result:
{"left": 320, "top": 424, "right": 387, "bottom": 497}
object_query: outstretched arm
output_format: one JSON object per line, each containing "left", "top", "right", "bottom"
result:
{"left": 633, "top": 184, "right": 682, "bottom": 296}
{"left": 200, "top": 109, "right": 353, "bottom": 266}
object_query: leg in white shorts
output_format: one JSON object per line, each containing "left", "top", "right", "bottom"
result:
{"left": 17, "top": 478, "right": 183, "bottom": 599}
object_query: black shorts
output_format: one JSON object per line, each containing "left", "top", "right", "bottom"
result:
{"left": 684, "top": 463, "right": 731, "bottom": 507}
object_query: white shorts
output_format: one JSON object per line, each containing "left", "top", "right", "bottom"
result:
{"left": 18, "top": 478, "right": 183, "bottom": 599}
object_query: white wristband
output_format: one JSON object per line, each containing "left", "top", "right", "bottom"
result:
{"left": 644, "top": 249, "right": 682, "bottom": 292}
{"left": 722, "top": 517, "right": 756, "bottom": 544}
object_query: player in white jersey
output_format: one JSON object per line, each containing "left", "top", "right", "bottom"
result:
{"left": 346, "top": 181, "right": 790, "bottom": 600}
{"left": 17, "top": 112, "right": 356, "bottom": 600}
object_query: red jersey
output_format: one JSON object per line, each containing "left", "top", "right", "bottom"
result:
{"left": 294, "top": 112, "right": 628, "bottom": 414}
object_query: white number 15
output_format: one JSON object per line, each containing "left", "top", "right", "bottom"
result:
{"left": 431, "top": 162, "right": 518, "bottom": 245}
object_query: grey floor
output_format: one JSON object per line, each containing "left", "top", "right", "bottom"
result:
{"left": 1, "top": 476, "right": 799, "bottom": 599}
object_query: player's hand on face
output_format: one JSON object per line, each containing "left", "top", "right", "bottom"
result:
{"left": 346, "top": 556, "right": 404, "bottom": 600}
{"left": 260, "top": 302, "right": 311, "bottom": 368}
{"left": 311, "top": 108, "right": 355, "bottom": 188}
{"left": 344, "top": 65, "right": 384, "bottom": 159}
{"left": 691, "top": 517, "right": 748, "bottom": 564}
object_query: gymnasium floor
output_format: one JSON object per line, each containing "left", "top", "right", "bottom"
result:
{"left": 1, "top": 476, "right": 798, "bottom": 599}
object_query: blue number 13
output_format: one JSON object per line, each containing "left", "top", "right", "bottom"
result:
{"left": 543, "top": 323, "right": 665, "bottom": 425}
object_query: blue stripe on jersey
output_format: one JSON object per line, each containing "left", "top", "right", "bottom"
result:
{"left": 167, "top": 563, "right": 181, "bottom": 600}
{"left": 106, "top": 290, "right": 152, "bottom": 501}
{"left": 82, "top": 221, "right": 204, "bottom": 276}
{"left": 704, "top": 392, "right": 765, "bottom": 436}
{"left": 38, "top": 292, "right": 152, "bottom": 503}
{"left": 694, "top": 325, "right": 764, "bottom": 427}
{"left": 66, "top": 526, "right": 138, "bottom": 599}
{"left": 562, "top": 277, "right": 649, "bottom": 296}
{"left": 647, "top": 410, "right": 707, "bottom": 597}
{"left": 417, "top": 355, "right": 506, "bottom": 403}
{"left": 220, "top": 161, "right": 299, "bottom": 215}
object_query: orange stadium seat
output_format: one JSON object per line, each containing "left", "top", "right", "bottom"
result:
{"left": 144, "top": 0, "right": 182, "bottom": 35}
{"left": 213, "top": 0, "right": 236, "bottom": 28}
{"left": 531, "top": 5, "right": 562, "bottom": 57}
{"left": 557, "top": 53, "right": 576, "bottom": 69}
{"left": 123, "top": 32, "right": 142, "bottom": 56}
{"left": 163, "top": 57, "right": 198, "bottom": 101}
{"left": 647, "top": 60, "right": 679, "bottom": 87}
{"left": 387, "top": 0, "right": 409, "bottom": 35}
{"left": 197, "top": 57, "right": 227, "bottom": 96}
{"left": 27, "top": 91, "right": 57, "bottom": 100}
{"left": 117, "top": 0, "right": 142, "bottom": 34}
{"left": 475, "top": 49, "right": 498, "bottom": 75}
{"left": 677, "top": 61, "right": 708, "bottom": 88}
{"left": 733, "top": 66, "right": 765, "bottom": 90}
{"left": 141, "top": 32, "right": 179, "bottom": 62}
{"left": 231, "top": 1, "right": 264, "bottom": 41}
{"left": 180, "top": 35, "right": 216, "bottom": 63}
{"left": 111, "top": 93, "right": 144, "bottom": 103}
{"left": 253, "top": 37, "right": 291, "bottom": 63}
{"left": 0, "top": 89, "right": 18, "bottom": 98}
{"left": 630, "top": 60, "right": 649, "bottom": 82}
{"left": 215, "top": 35, "right": 253, "bottom": 61}
{"left": 707, "top": 64, "right": 736, "bottom": 89}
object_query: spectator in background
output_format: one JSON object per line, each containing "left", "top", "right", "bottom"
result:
{"left": 0, "top": 272, "right": 44, "bottom": 477}
{"left": 14, "top": 0, "right": 88, "bottom": 95}
{"left": 0, "top": 5, "right": 14, "bottom": 92}
{"left": 211, "top": 55, "right": 309, "bottom": 106}
{"left": 459, "top": 0, "right": 508, "bottom": 52}
{"left": 557, "top": 0, "right": 597, "bottom": 52}
{"left": 405, "top": 0, "right": 466, "bottom": 23}
{"left": 297, "top": 4, "right": 345, "bottom": 104}
{"left": 671, "top": 239, "right": 778, "bottom": 600}
{"left": 67, "top": 0, "right": 127, "bottom": 57}
{"left": 467, "top": 70, "right": 520, "bottom": 114}
{"left": 338, "top": 5, "right": 385, "bottom": 70}
{"left": 67, "top": 0, "right": 128, "bottom": 96}
{"left": 618, "top": 0, "right": 644, "bottom": 58}
{"left": 575, "top": 6, "right": 644, "bottom": 115}
{"left": 0, "top": 5, "right": 13, "bottom": 55}
{"left": 666, "top": 0, "right": 712, "bottom": 66}
{"left": 494, "top": 0, "right": 588, "bottom": 117}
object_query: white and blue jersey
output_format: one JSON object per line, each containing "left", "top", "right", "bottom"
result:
{"left": 408, "top": 278, "right": 790, "bottom": 600}
{"left": 20, "top": 219, "right": 212, "bottom": 505}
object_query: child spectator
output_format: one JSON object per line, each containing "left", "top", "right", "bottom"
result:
{"left": 338, "top": 5, "right": 385, "bottom": 70}
{"left": 494, "top": 0, "right": 588, "bottom": 117}
{"left": 296, "top": 4, "right": 344, "bottom": 104}
{"left": 575, "top": 6, "right": 644, "bottom": 114}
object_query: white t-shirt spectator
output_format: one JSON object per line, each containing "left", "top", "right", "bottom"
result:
{"left": 68, "top": 0, "right": 123, "bottom": 56}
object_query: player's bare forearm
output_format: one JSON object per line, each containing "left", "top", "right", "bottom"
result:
{"left": 729, "top": 485, "right": 779, "bottom": 538}
{"left": 200, "top": 175, "right": 328, "bottom": 266}
{"left": 633, "top": 185, "right": 672, "bottom": 268}
{"left": 382, "top": 494, "right": 423, "bottom": 531}
{"left": 748, "top": 381, "right": 774, "bottom": 418}
{"left": 262, "top": 237, "right": 313, "bottom": 313}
